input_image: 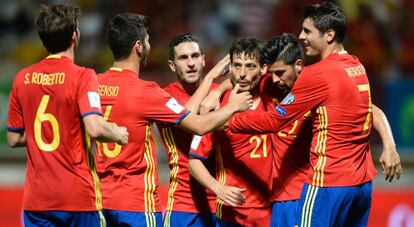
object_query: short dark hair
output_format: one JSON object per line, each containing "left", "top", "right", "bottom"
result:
{"left": 106, "top": 13, "right": 149, "bottom": 61}
{"left": 262, "top": 33, "right": 304, "bottom": 66}
{"left": 35, "top": 3, "right": 80, "bottom": 53}
{"left": 168, "top": 33, "right": 201, "bottom": 60}
{"left": 304, "top": 1, "right": 347, "bottom": 43}
{"left": 230, "top": 37, "right": 265, "bottom": 65}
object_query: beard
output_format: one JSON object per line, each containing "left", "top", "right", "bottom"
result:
{"left": 277, "top": 84, "right": 291, "bottom": 100}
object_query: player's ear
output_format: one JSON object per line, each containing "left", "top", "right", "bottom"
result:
{"left": 325, "top": 29, "right": 335, "bottom": 44}
{"left": 168, "top": 60, "right": 176, "bottom": 72}
{"left": 135, "top": 40, "right": 143, "bottom": 56}
{"left": 294, "top": 59, "right": 304, "bottom": 74}
{"left": 72, "top": 28, "right": 80, "bottom": 49}
{"left": 201, "top": 54, "right": 205, "bottom": 68}
{"left": 72, "top": 30, "right": 77, "bottom": 43}
{"left": 260, "top": 64, "right": 267, "bottom": 75}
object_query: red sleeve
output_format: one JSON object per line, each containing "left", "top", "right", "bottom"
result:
{"left": 7, "top": 74, "right": 24, "bottom": 132}
{"left": 77, "top": 68, "right": 102, "bottom": 117}
{"left": 189, "top": 134, "right": 214, "bottom": 161}
{"left": 229, "top": 67, "right": 328, "bottom": 133}
{"left": 259, "top": 73, "right": 279, "bottom": 98}
{"left": 142, "top": 82, "right": 190, "bottom": 125}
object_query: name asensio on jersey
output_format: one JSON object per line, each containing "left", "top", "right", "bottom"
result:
{"left": 98, "top": 85, "right": 120, "bottom": 97}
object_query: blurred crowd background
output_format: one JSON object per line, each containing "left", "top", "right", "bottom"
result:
{"left": 0, "top": 0, "right": 413, "bottom": 226}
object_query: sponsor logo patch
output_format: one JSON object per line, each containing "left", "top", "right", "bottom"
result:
{"left": 88, "top": 92, "right": 101, "bottom": 108}
{"left": 190, "top": 135, "right": 202, "bottom": 150}
{"left": 274, "top": 105, "right": 287, "bottom": 117}
{"left": 166, "top": 98, "right": 184, "bottom": 114}
{"left": 281, "top": 92, "right": 295, "bottom": 105}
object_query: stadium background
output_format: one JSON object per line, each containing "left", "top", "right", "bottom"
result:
{"left": 0, "top": 0, "right": 413, "bottom": 226}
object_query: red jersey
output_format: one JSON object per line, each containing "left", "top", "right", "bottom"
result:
{"left": 157, "top": 82, "right": 217, "bottom": 213}
{"left": 96, "top": 68, "right": 190, "bottom": 212}
{"left": 190, "top": 91, "right": 273, "bottom": 225}
{"left": 259, "top": 74, "right": 312, "bottom": 201}
{"left": 229, "top": 53, "right": 377, "bottom": 187}
{"left": 7, "top": 55, "right": 102, "bottom": 211}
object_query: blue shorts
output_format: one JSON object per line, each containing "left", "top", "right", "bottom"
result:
{"left": 298, "top": 181, "right": 372, "bottom": 227}
{"left": 270, "top": 200, "right": 299, "bottom": 227}
{"left": 23, "top": 210, "right": 105, "bottom": 227}
{"left": 163, "top": 211, "right": 216, "bottom": 227}
{"left": 102, "top": 209, "right": 162, "bottom": 227}
{"left": 215, "top": 218, "right": 242, "bottom": 227}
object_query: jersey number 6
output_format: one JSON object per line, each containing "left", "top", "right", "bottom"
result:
{"left": 34, "top": 95, "right": 60, "bottom": 152}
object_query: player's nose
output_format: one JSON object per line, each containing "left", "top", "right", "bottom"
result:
{"left": 272, "top": 74, "right": 281, "bottom": 83}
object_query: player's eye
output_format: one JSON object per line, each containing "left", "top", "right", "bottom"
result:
{"left": 232, "top": 63, "right": 241, "bottom": 69}
{"left": 192, "top": 53, "right": 200, "bottom": 59}
{"left": 246, "top": 64, "right": 256, "bottom": 70}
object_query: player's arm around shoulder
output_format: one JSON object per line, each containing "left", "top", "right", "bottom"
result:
{"left": 199, "top": 78, "right": 233, "bottom": 114}
{"left": 83, "top": 114, "right": 128, "bottom": 145}
{"left": 185, "top": 55, "right": 230, "bottom": 113}
{"left": 179, "top": 84, "right": 253, "bottom": 135}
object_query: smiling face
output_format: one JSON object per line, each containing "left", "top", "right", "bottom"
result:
{"left": 168, "top": 41, "right": 205, "bottom": 85}
{"left": 299, "top": 18, "right": 327, "bottom": 57}
{"left": 230, "top": 52, "right": 264, "bottom": 93}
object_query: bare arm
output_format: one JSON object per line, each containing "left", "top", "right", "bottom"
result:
{"left": 199, "top": 78, "right": 233, "bottom": 114}
{"left": 189, "top": 157, "right": 245, "bottom": 207}
{"left": 372, "top": 104, "right": 402, "bottom": 182}
{"left": 184, "top": 55, "right": 230, "bottom": 113}
{"left": 179, "top": 84, "right": 252, "bottom": 135}
{"left": 7, "top": 131, "right": 26, "bottom": 147}
{"left": 83, "top": 114, "right": 129, "bottom": 145}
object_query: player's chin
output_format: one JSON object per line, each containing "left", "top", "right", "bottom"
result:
{"left": 184, "top": 77, "right": 200, "bottom": 84}
{"left": 278, "top": 85, "right": 289, "bottom": 93}
{"left": 238, "top": 86, "right": 250, "bottom": 93}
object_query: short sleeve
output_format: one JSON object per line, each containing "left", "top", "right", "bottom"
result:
{"left": 7, "top": 77, "right": 24, "bottom": 132}
{"left": 141, "top": 82, "right": 190, "bottom": 125}
{"left": 77, "top": 68, "right": 102, "bottom": 117}
{"left": 189, "top": 133, "right": 214, "bottom": 161}
{"left": 259, "top": 73, "right": 280, "bottom": 98}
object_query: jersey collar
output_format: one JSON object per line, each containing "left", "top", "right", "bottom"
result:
{"left": 46, "top": 54, "right": 62, "bottom": 59}
{"left": 110, "top": 67, "right": 123, "bottom": 72}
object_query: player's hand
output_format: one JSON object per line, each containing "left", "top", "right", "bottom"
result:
{"left": 113, "top": 123, "right": 129, "bottom": 145}
{"left": 214, "top": 183, "right": 246, "bottom": 207}
{"left": 199, "top": 90, "right": 221, "bottom": 114}
{"left": 379, "top": 144, "right": 402, "bottom": 182}
{"left": 205, "top": 54, "right": 230, "bottom": 80}
{"left": 228, "top": 84, "right": 253, "bottom": 112}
